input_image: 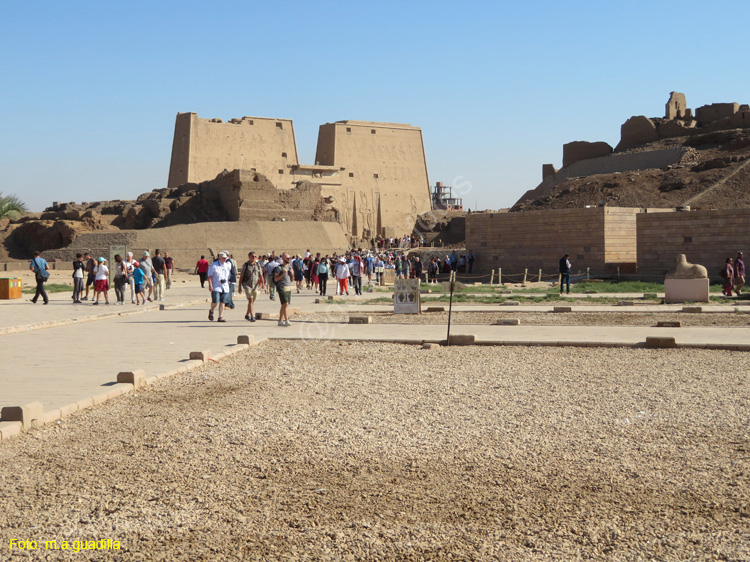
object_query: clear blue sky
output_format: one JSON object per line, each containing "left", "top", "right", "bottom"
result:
{"left": 2, "top": 0, "right": 748, "bottom": 212}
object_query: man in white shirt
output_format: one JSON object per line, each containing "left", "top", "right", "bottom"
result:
{"left": 207, "top": 252, "right": 233, "bottom": 322}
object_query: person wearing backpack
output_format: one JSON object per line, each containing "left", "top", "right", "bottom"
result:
{"left": 238, "top": 251, "right": 265, "bottom": 322}
{"left": 293, "top": 255, "right": 304, "bottom": 293}
{"left": 29, "top": 250, "right": 50, "bottom": 305}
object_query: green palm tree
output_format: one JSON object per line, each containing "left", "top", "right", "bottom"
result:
{"left": 0, "top": 193, "right": 28, "bottom": 221}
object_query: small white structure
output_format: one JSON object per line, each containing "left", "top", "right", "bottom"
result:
{"left": 664, "top": 254, "right": 709, "bottom": 303}
{"left": 394, "top": 278, "right": 421, "bottom": 314}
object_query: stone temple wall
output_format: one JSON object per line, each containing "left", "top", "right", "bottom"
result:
{"left": 465, "top": 207, "right": 644, "bottom": 275}
{"left": 637, "top": 208, "right": 750, "bottom": 280}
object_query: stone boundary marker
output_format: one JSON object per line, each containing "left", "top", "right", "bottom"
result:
{"left": 0, "top": 336, "right": 263, "bottom": 443}
{"left": 255, "top": 307, "right": 301, "bottom": 320}
{"left": 657, "top": 321, "right": 682, "bottom": 328}
{"left": 494, "top": 319, "right": 521, "bottom": 326}
{"left": 682, "top": 306, "right": 703, "bottom": 313}
{"left": 502, "top": 301, "right": 521, "bottom": 306}
{"left": 553, "top": 306, "right": 572, "bottom": 313}
{"left": 349, "top": 316, "right": 372, "bottom": 324}
{"left": 0, "top": 298, "right": 210, "bottom": 337}
{"left": 645, "top": 336, "right": 677, "bottom": 348}
{"left": 425, "top": 306, "right": 446, "bottom": 312}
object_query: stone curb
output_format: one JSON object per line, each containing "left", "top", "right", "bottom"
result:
{"left": 266, "top": 335, "right": 750, "bottom": 352}
{"left": 0, "top": 298, "right": 210, "bottom": 337}
{"left": 0, "top": 335, "right": 264, "bottom": 444}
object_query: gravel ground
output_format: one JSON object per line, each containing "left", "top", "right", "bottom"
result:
{"left": 304, "top": 310, "right": 750, "bottom": 327}
{"left": 1, "top": 342, "right": 749, "bottom": 561}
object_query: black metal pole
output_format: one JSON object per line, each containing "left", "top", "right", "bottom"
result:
{"left": 446, "top": 270, "right": 455, "bottom": 345}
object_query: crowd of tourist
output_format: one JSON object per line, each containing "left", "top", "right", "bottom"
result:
{"left": 27, "top": 247, "right": 745, "bottom": 317}
{"left": 198, "top": 248, "right": 472, "bottom": 325}
{"left": 47, "top": 250, "right": 176, "bottom": 306}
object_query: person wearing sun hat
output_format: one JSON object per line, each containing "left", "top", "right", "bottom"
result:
{"left": 92, "top": 257, "right": 110, "bottom": 305}
{"left": 207, "top": 251, "right": 233, "bottom": 322}
{"left": 335, "top": 257, "right": 350, "bottom": 296}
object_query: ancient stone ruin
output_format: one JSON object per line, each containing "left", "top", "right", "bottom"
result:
{"left": 514, "top": 92, "right": 750, "bottom": 209}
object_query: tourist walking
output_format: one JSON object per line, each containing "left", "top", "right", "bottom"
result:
{"left": 151, "top": 249, "right": 166, "bottom": 301}
{"left": 207, "top": 252, "right": 233, "bottom": 322}
{"left": 140, "top": 252, "right": 154, "bottom": 301}
{"left": 317, "top": 258, "right": 330, "bottom": 296}
{"left": 238, "top": 251, "right": 264, "bottom": 322}
{"left": 113, "top": 254, "right": 127, "bottom": 305}
{"left": 265, "top": 257, "right": 279, "bottom": 301}
{"left": 131, "top": 260, "right": 147, "bottom": 305}
{"left": 311, "top": 257, "right": 320, "bottom": 293}
{"left": 124, "top": 252, "right": 136, "bottom": 303}
{"left": 722, "top": 257, "right": 734, "bottom": 297}
{"left": 273, "top": 253, "right": 293, "bottom": 326}
{"left": 164, "top": 251, "right": 174, "bottom": 289}
{"left": 72, "top": 253, "right": 85, "bottom": 303}
{"left": 336, "top": 257, "right": 350, "bottom": 296}
{"left": 83, "top": 252, "right": 95, "bottom": 301}
{"left": 413, "top": 256, "right": 423, "bottom": 282}
{"left": 293, "top": 254, "right": 304, "bottom": 293}
{"left": 559, "top": 254, "right": 572, "bottom": 295}
{"left": 734, "top": 251, "right": 745, "bottom": 295}
{"left": 467, "top": 251, "right": 475, "bottom": 273}
{"left": 194, "top": 255, "right": 209, "bottom": 288}
{"left": 93, "top": 257, "right": 110, "bottom": 305}
{"left": 427, "top": 257, "right": 438, "bottom": 284}
{"left": 351, "top": 255, "right": 363, "bottom": 295}
{"left": 29, "top": 250, "right": 49, "bottom": 305}
{"left": 226, "top": 253, "right": 238, "bottom": 309}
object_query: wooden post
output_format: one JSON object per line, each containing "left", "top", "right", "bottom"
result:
{"left": 617, "top": 266, "right": 620, "bottom": 281}
{"left": 586, "top": 267, "right": 590, "bottom": 280}
{"left": 523, "top": 268, "right": 528, "bottom": 285}
{"left": 498, "top": 268, "right": 502, "bottom": 285}
{"left": 538, "top": 269, "right": 542, "bottom": 283}
{"left": 490, "top": 270, "right": 495, "bottom": 285}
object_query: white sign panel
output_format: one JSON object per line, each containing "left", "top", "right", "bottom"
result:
{"left": 394, "top": 278, "right": 421, "bottom": 314}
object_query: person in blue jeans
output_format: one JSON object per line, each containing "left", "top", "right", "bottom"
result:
{"left": 559, "top": 254, "right": 572, "bottom": 294}
{"left": 29, "top": 251, "right": 49, "bottom": 304}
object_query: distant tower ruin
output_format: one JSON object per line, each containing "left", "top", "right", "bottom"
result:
{"left": 665, "top": 92, "right": 687, "bottom": 120}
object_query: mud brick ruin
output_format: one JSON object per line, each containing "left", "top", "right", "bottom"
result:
{"left": 517, "top": 92, "right": 750, "bottom": 206}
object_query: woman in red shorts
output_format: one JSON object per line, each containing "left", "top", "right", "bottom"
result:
{"left": 93, "top": 257, "right": 110, "bottom": 305}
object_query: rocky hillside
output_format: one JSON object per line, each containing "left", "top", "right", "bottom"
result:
{"left": 511, "top": 129, "right": 750, "bottom": 211}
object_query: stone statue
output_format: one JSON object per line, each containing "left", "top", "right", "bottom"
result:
{"left": 667, "top": 254, "right": 707, "bottom": 279}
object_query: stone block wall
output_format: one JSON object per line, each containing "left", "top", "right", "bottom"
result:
{"left": 637, "top": 209, "right": 750, "bottom": 279}
{"left": 562, "top": 141, "right": 613, "bottom": 168}
{"left": 465, "top": 207, "right": 641, "bottom": 275}
{"left": 41, "top": 221, "right": 349, "bottom": 267}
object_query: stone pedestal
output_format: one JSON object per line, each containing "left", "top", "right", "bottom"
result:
{"left": 665, "top": 278, "right": 709, "bottom": 303}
